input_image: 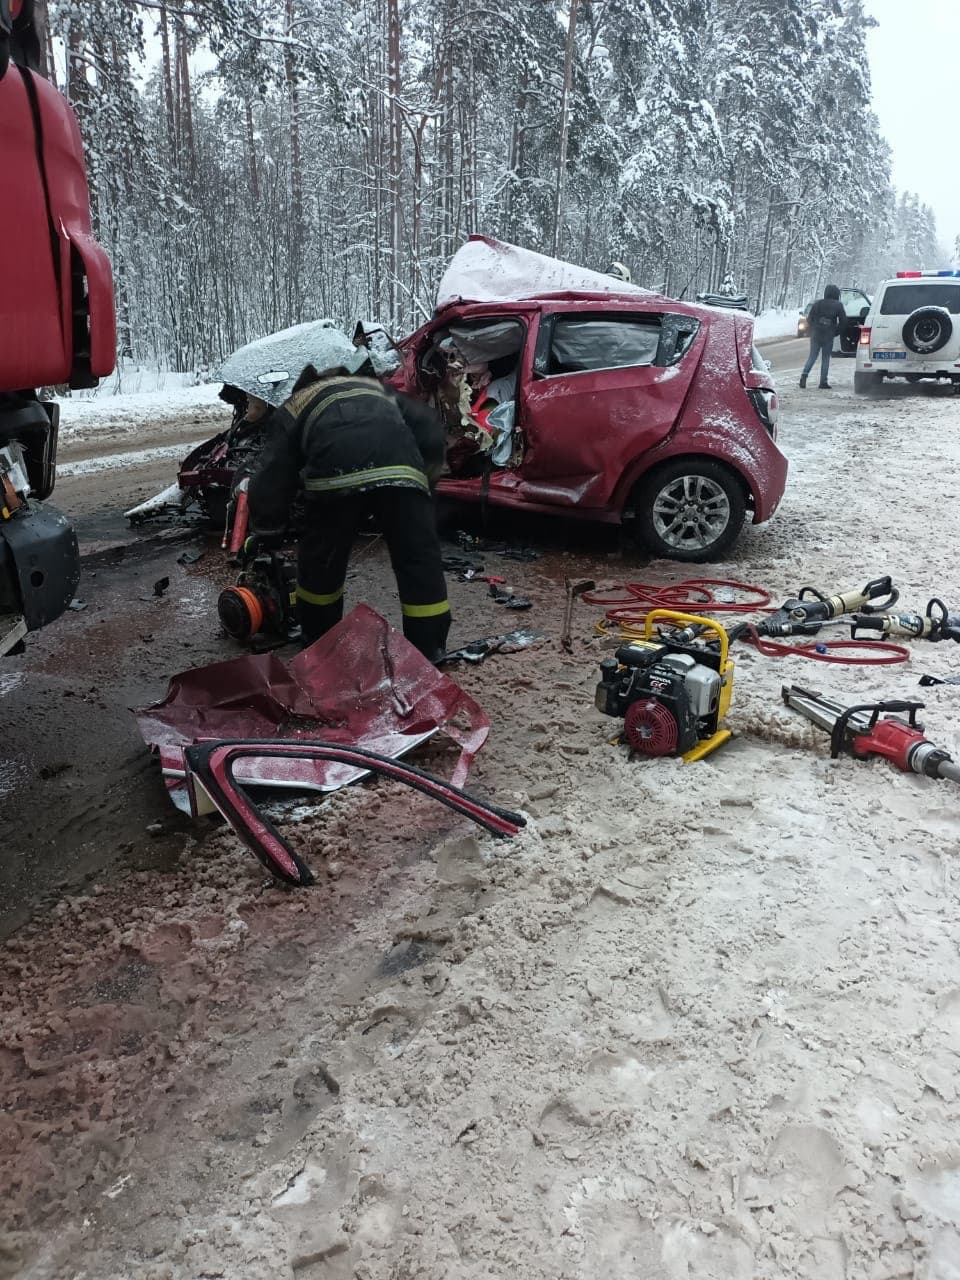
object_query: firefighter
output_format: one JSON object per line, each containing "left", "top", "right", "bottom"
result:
{"left": 245, "top": 359, "right": 452, "bottom": 662}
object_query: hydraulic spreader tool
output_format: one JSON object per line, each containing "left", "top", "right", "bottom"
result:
{"left": 850, "top": 597, "right": 960, "bottom": 643}
{"left": 782, "top": 685, "right": 960, "bottom": 785}
{"left": 727, "top": 576, "right": 900, "bottom": 641}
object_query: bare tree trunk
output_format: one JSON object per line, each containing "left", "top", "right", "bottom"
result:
{"left": 282, "top": 0, "right": 303, "bottom": 322}
{"left": 245, "top": 100, "right": 260, "bottom": 201}
{"left": 552, "top": 0, "right": 579, "bottom": 258}
{"left": 172, "top": 19, "right": 196, "bottom": 175}
{"left": 178, "top": 33, "right": 195, "bottom": 172}
{"left": 778, "top": 235, "right": 797, "bottom": 307}
{"left": 755, "top": 197, "right": 776, "bottom": 313}
{"left": 441, "top": 40, "right": 455, "bottom": 260}
{"left": 387, "top": 0, "right": 403, "bottom": 324}
{"left": 283, "top": 0, "right": 303, "bottom": 229}
{"left": 30, "top": 0, "right": 56, "bottom": 83}
{"left": 64, "top": 22, "right": 86, "bottom": 106}
{"left": 372, "top": 0, "right": 385, "bottom": 316}
{"left": 159, "top": 4, "right": 177, "bottom": 158}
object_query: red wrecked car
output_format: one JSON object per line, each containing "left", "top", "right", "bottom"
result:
{"left": 388, "top": 237, "right": 787, "bottom": 562}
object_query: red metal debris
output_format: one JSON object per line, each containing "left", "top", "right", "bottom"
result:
{"left": 136, "top": 604, "right": 489, "bottom": 812}
{"left": 184, "top": 739, "right": 524, "bottom": 886}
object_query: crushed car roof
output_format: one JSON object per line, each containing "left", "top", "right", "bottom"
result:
{"left": 436, "top": 235, "right": 654, "bottom": 308}
{"left": 215, "top": 320, "right": 366, "bottom": 405}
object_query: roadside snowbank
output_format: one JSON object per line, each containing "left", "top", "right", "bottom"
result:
{"left": 753, "top": 306, "right": 800, "bottom": 342}
{"left": 56, "top": 383, "right": 221, "bottom": 431}
{"left": 54, "top": 383, "right": 224, "bottom": 454}
{"left": 71, "top": 367, "right": 207, "bottom": 398}
{"left": 57, "top": 441, "right": 205, "bottom": 478}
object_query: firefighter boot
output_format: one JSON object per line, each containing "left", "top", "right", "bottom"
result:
{"left": 401, "top": 605, "right": 452, "bottom": 664}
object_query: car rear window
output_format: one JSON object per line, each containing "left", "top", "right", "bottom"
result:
{"left": 880, "top": 284, "right": 960, "bottom": 315}
{"left": 546, "top": 316, "right": 661, "bottom": 374}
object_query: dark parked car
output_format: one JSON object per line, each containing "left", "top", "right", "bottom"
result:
{"left": 797, "top": 288, "right": 871, "bottom": 355}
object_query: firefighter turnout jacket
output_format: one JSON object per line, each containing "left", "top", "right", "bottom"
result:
{"left": 248, "top": 375, "right": 445, "bottom": 534}
{"left": 247, "top": 373, "right": 451, "bottom": 661}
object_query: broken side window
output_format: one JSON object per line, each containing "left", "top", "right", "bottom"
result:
{"left": 656, "top": 314, "right": 701, "bottom": 366}
{"left": 543, "top": 315, "right": 662, "bottom": 376}
{"left": 445, "top": 320, "right": 525, "bottom": 364}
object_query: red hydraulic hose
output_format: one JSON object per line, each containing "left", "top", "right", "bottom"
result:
{"left": 739, "top": 625, "right": 910, "bottom": 665}
{"left": 583, "top": 578, "right": 773, "bottom": 618}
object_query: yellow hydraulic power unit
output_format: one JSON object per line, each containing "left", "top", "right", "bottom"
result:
{"left": 594, "top": 610, "right": 734, "bottom": 762}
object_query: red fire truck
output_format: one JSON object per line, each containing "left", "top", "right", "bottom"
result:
{"left": 0, "top": 0, "right": 115, "bottom": 655}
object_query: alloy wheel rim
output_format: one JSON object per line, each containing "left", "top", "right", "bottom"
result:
{"left": 652, "top": 474, "right": 730, "bottom": 550}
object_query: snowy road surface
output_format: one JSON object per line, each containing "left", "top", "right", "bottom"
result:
{"left": 4, "top": 356, "right": 960, "bottom": 1279}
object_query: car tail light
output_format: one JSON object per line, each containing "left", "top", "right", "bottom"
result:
{"left": 859, "top": 326, "right": 871, "bottom": 346}
{"left": 747, "top": 388, "right": 778, "bottom": 437}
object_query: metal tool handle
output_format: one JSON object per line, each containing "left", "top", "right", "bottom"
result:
{"left": 850, "top": 576, "right": 899, "bottom": 615}
{"left": 831, "top": 700, "right": 924, "bottom": 758}
{"left": 643, "top": 609, "right": 729, "bottom": 665}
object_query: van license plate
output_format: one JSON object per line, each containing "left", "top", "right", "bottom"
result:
{"left": 873, "top": 350, "right": 906, "bottom": 360}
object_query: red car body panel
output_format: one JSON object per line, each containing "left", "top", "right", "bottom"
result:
{"left": 0, "top": 64, "right": 115, "bottom": 391}
{"left": 391, "top": 293, "right": 787, "bottom": 527}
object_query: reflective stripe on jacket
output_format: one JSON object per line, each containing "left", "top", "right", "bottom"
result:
{"left": 247, "top": 375, "right": 443, "bottom": 532}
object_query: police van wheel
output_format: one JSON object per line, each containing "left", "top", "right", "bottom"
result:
{"left": 902, "top": 307, "right": 952, "bottom": 355}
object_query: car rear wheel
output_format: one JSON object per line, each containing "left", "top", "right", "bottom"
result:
{"left": 631, "top": 459, "right": 746, "bottom": 562}
{"left": 854, "top": 371, "right": 883, "bottom": 395}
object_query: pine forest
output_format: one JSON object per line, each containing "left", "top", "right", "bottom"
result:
{"left": 44, "top": 0, "right": 945, "bottom": 372}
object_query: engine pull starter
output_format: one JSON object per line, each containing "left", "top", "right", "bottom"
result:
{"left": 595, "top": 609, "right": 734, "bottom": 762}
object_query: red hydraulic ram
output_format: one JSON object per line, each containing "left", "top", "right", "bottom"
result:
{"left": 782, "top": 685, "right": 960, "bottom": 784}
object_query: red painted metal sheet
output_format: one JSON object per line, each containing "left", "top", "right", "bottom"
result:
{"left": 0, "top": 67, "right": 67, "bottom": 389}
{"left": 0, "top": 66, "right": 115, "bottom": 391}
{"left": 136, "top": 604, "right": 490, "bottom": 810}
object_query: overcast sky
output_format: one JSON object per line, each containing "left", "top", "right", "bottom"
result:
{"left": 864, "top": 0, "right": 959, "bottom": 257}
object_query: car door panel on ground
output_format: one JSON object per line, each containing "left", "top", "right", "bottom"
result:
{"left": 518, "top": 308, "right": 699, "bottom": 510}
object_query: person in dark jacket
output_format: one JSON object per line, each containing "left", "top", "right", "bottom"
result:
{"left": 800, "top": 284, "right": 847, "bottom": 389}
{"left": 247, "top": 363, "right": 451, "bottom": 661}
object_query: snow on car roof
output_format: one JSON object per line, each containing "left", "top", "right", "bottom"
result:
{"left": 215, "top": 320, "right": 363, "bottom": 405}
{"left": 437, "top": 235, "right": 654, "bottom": 307}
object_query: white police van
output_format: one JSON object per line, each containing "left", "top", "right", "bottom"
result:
{"left": 855, "top": 271, "right": 960, "bottom": 394}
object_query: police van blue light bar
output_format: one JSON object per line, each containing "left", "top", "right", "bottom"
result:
{"left": 896, "top": 270, "right": 960, "bottom": 278}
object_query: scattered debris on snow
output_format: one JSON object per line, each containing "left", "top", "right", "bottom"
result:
{"left": 5, "top": 362, "right": 960, "bottom": 1279}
